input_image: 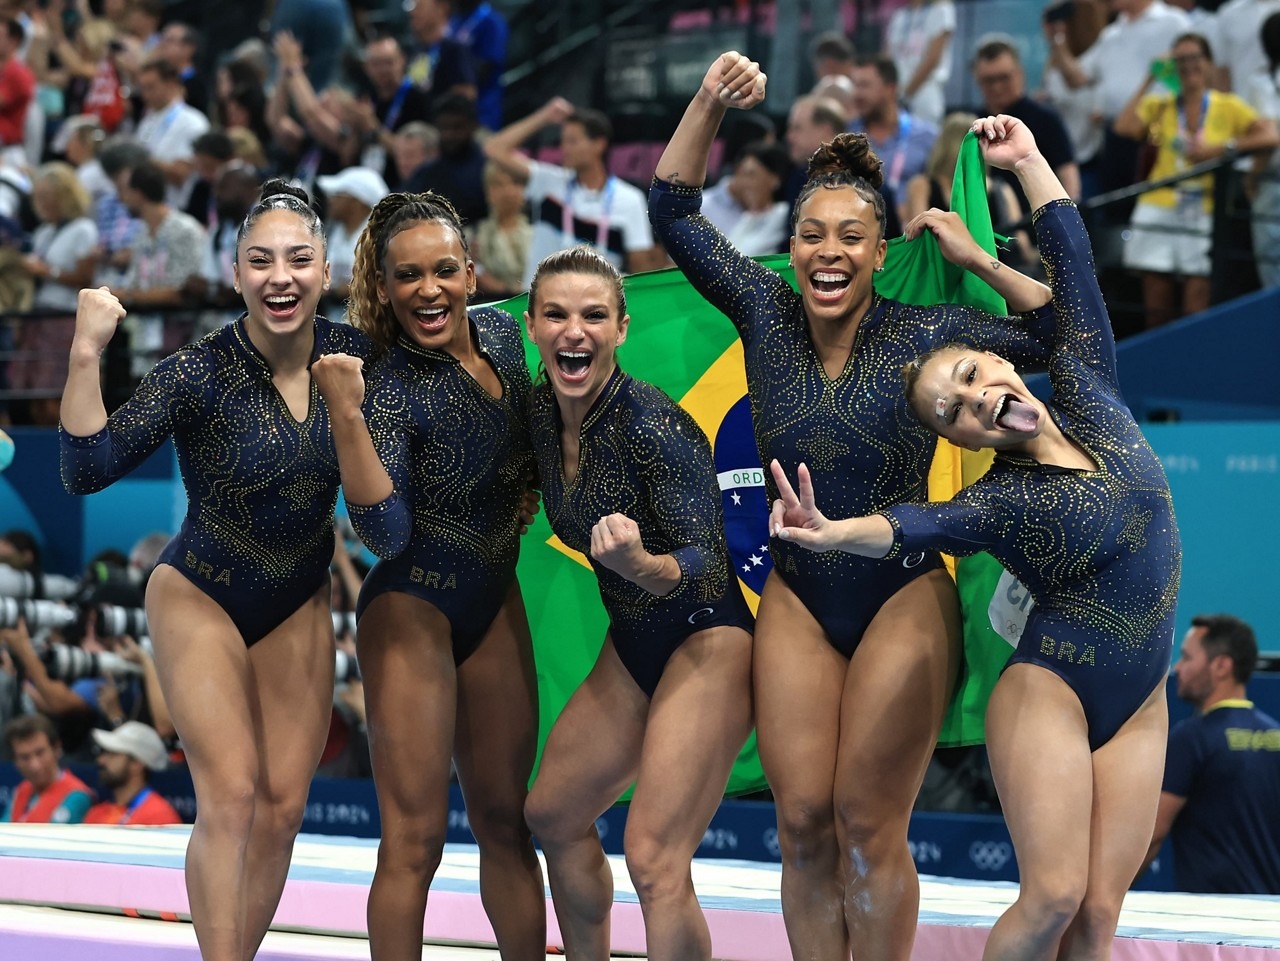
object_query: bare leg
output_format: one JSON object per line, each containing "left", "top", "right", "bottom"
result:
{"left": 1056, "top": 683, "right": 1168, "bottom": 961}
{"left": 981, "top": 664, "right": 1093, "bottom": 961}
{"left": 1182, "top": 275, "right": 1211, "bottom": 318}
{"left": 359, "top": 593, "right": 459, "bottom": 961}
{"left": 753, "top": 571, "right": 849, "bottom": 961}
{"left": 145, "top": 567, "right": 259, "bottom": 961}
{"left": 240, "top": 582, "right": 337, "bottom": 959}
{"left": 1140, "top": 272, "right": 1179, "bottom": 329}
{"left": 624, "top": 625, "right": 753, "bottom": 961}
{"left": 525, "top": 639, "right": 648, "bottom": 960}
{"left": 452, "top": 586, "right": 546, "bottom": 960}
{"left": 834, "top": 568, "right": 961, "bottom": 961}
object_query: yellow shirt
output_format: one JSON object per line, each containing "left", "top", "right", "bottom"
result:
{"left": 1137, "top": 89, "right": 1257, "bottom": 211}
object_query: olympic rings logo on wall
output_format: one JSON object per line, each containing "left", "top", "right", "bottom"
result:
{"left": 969, "top": 840, "right": 1013, "bottom": 871}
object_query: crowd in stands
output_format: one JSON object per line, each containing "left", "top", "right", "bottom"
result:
{"left": 1, "top": 0, "right": 1280, "bottom": 426}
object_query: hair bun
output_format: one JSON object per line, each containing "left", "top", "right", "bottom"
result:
{"left": 806, "top": 132, "right": 884, "bottom": 189}
{"left": 257, "top": 177, "right": 312, "bottom": 207}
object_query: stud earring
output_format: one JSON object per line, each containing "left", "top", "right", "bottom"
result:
{"left": 874, "top": 266, "right": 885, "bottom": 273}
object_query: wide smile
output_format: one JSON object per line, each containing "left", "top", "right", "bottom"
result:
{"left": 263, "top": 293, "right": 302, "bottom": 319}
{"left": 553, "top": 348, "right": 594, "bottom": 387}
{"left": 809, "top": 269, "right": 852, "bottom": 304}
{"left": 411, "top": 304, "right": 451, "bottom": 336}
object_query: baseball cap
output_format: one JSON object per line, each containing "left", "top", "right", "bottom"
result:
{"left": 53, "top": 115, "right": 104, "bottom": 155}
{"left": 93, "top": 721, "right": 168, "bottom": 771}
{"left": 316, "top": 167, "right": 389, "bottom": 208}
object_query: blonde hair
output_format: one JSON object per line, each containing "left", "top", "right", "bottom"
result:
{"left": 227, "top": 127, "right": 267, "bottom": 170}
{"left": 924, "top": 112, "right": 979, "bottom": 185}
{"left": 35, "top": 162, "right": 92, "bottom": 221}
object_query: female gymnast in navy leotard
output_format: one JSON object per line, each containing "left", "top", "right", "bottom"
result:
{"left": 772, "top": 115, "right": 1180, "bottom": 961}
{"left": 651, "top": 54, "right": 1060, "bottom": 960}
{"left": 520, "top": 246, "right": 754, "bottom": 961}
{"left": 307, "top": 192, "right": 545, "bottom": 961}
{"left": 60, "top": 180, "right": 371, "bottom": 961}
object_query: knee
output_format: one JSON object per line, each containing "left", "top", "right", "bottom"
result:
{"left": 774, "top": 797, "right": 837, "bottom": 867}
{"left": 833, "top": 796, "right": 905, "bottom": 875}
{"left": 467, "top": 797, "right": 533, "bottom": 854}
{"left": 1018, "top": 877, "right": 1088, "bottom": 940}
{"left": 523, "top": 788, "right": 579, "bottom": 848}
{"left": 194, "top": 773, "right": 257, "bottom": 837}
{"left": 378, "top": 817, "right": 447, "bottom": 881}
{"left": 1070, "top": 892, "right": 1124, "bottom": 946}
{"left": 624, "top": 829, "right": 690, "bottom": 905}
{"left": 254, "top": 786, "right": 311, "bottom": 845}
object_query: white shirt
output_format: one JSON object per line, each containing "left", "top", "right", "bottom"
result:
{"left": 1214, "top": 0, "right": 1280, "bottom": 92}
{"left": 1080, "top": 0, "right": 1193, "bottom": 118}
{"left": 523, "top": 160, "right": 653, "bottom": 288}
{"left": 32, "top": 218, "right": 98, "bottom": 311}
{"left": 884, "top": 1, "right": 956, "bottom": 126}
{"left": 134, "top": 97, "right": 210, "bottom": 209}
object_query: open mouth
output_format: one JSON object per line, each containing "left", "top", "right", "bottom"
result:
{"left": 555, "top": 349, "right": 593, "bottom": 385}
{"left": 412, "top": 305, "right": 450, "bottom": 334}
{"left": 264, "top": 294, "right": 300, "bottom": 318}
{"left": 993, "top": 392, "right": 1040, "bottom": 432}
{"left": 810, "top": 270, "right": 851, "bottom": 303}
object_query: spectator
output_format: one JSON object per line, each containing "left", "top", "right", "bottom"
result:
{"left": 404, "top": 91, "right": 488, "bottom": 225}
{"left": 54, "top": 114, "right": 112, "bottom": 203}
{"left": 972, "top": 36, "right": 1081, "bottom": 207}
{"left": 226, "top": 126, "right": 268, "bottom": 172}
{"left": 270, "top": 0, "right": 354, "bottom": 93}
{"left": 132, "top": 57, "right": 210, "bottom": 210}
{"left": 1114, "top": 32, "right": 1277, "bottom": 328}
{"left": 446, "top": 0, "right": 507, "bottom": 130}
{"left": 72, "top": 18, "right": 128, "bottom": 134}
{"left": 0, "top": 528, "right": 40, "bottom": 572}
{"left": 1047, "top": 0, "right": 1191, "bottom": 198}
{"left": 1212, "top": 0, "right": 1280, "bottom": 93}
{"left": 183, "top": 162, "right": 260, "bottom": 332}
{"left": 701, "top": 140, "right": 791, "bottom": 255}
{"left": 84, "top": 721, "right": 181, "bottom": 825}
{"left": 405, "top": 0, "right": 477, "bottom": 108}
{"left": 114, "top": 160, "right": 207, "bottom": 363}
{"left": 156, "top": 21, "right": 207, "bottom": 115}
{"left": 1246, "top": 10, "right": 1280, "bottom": 288}
{"left": 12, "top": 162, "right": 100, "bottom": 425}
{"left": 1040, "top": 0, "right": 1109, "bottom": 196}
{"left": 1, "top": 713, "right": 93, "bottom": 824}
{"left": 849, "top": 56, "right": 936, "bottom": 224}
{"left": 92, "top": 137, "right": 148, "bottom": 289}
{"left": 0, "top": 19, "right": 34, "bottom": 157}
{"left": 389, "top": 119, "right": 439, "bottom": 189}
{"left": 1140, "top": 615, "right": 1280, "bottom": 893}
{"left": 352, "top": 35, "right": 435, "bottom": 183}
{"left": 470, "top": 161, "right": 531, "bottom": 299}
{"left": 315, "top": 165, "right": 388, "bottom": 314}
{"left": 485, "top": 96, "right": 662, "bottom": 287}
{"left": 883, "top": 0, "right": 956, "bottom": 126}
{"left": 810, "top": 30, "right": 857, "bottom": 83}
{"left": 184, "top": 129, "right": 235, "bottom": 228}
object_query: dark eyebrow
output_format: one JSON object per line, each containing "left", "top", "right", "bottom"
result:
{"left": 797, "top": 217, "right": 870, "bottom": 230}
{"left": 245, "top": 244, "right": 317, "bottom": 255}
{"left": 951, "top": 357, "right": 966, "bottom": 382}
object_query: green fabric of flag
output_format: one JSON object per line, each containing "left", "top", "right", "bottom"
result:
{"left": 499, "top": 132, "right": 1016, "bottom": 796}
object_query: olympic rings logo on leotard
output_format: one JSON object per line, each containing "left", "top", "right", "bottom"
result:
{"left": 902, "top": 552, "right": 926, "bottom": 569}
{"left": 688, "top": 607, "right": 716, "bottom": 625}
{"left": 968, "top": 840, "right": 1012, "bottom": 871}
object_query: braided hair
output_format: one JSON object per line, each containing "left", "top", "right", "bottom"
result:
{"left": 792, "top": 132, "right": 888, "bottom": 239}
{"left": 348, "top": 191, "right": 469, "bottom": 355}
{"left": 235, "top": 178, "right": 326, "bottom": 259}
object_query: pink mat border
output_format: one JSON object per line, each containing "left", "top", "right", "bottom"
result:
{"left": 2, "top": 855, "right": 1276, "bottom": 961}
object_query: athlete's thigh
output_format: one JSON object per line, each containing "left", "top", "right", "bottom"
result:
{"left": 754, "top": 571, "right": 846, "bottom": 803}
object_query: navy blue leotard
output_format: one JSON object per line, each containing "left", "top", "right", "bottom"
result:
{"left": 61, "top": 314, "right": 374, "bottom": 646}
{"left": 530, "top": 368, "right": 753, "bottom": 696}
{"left": 650, "top": 178, "right": 1055, "bottom": 656}
{"left": 351, "top": 307, "right": 535, "bottom": 664}
{"left": 882, "top": 200, "right": 1181, "bottom": 749}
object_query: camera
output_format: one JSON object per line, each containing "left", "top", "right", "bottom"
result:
{"left": 41, "top": 643, "right": 142, "bottom": 683}
{"left": 334, "top": 648, "right": 361, "bottom": 684}
{"left": 0, "top": 564, "right": 80, "bottom": 600}
{"left": 0, "top": 597, "right": 77, "bottom": 632}
{"left": 96, "top": 604, "right": 149, "bottom": 639}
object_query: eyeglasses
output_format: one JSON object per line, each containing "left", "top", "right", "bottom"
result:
{"left": 975, "top": 71, "right": 1015, "bottom": 87}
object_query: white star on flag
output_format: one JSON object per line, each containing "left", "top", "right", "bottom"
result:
{"left": 749, "top": 554, "right": 763, "bottom": 566}
{"left": 731, "top": 491, "right": 742, "bottom": 505}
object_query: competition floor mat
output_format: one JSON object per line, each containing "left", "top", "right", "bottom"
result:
{"left": 1, "top": 824, "right": 1277, "bottom": 960}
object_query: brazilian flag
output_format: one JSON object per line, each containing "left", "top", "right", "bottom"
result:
{"left": 496, "top": 132, "right": 1016, "bottom": 793}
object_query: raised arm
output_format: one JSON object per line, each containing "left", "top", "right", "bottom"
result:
{"left": 653, "top": 51, "right": 766, "bottom": 188}
{"left": 61, "top": 287, "right": 125, "bottom": 436}
{"left": 482, "top": 97, "right": 574, "bottom": 182}
{"left": 310, "top": 352, "right": 393, "bottom": 506}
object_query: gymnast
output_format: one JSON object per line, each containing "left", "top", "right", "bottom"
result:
{"left": 651, "top": 52, "right": 1058, "bottom": 959}
{"left": 60, "top": 180, "right": 372, "bottom": 961}
{"left": 308, "top": 192, "right": 546, "bottom": 961}
{"left": 772, "top": 114, "right": 1180, "bottom": 961}
{"left": 521, "top": 246, "right": 754, "bottom": 961}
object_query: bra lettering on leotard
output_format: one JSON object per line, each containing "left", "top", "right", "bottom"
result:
{"left": 408, "top": 566, "right": 458, "bottom": 590}
{"left": 184, "top": 551, "right": 231, "bottom": 584}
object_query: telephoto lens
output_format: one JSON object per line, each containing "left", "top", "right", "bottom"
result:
{"left": 0, "top": 565, "right": 80, "bottom": 600}
{"left": 0, "top": 597, "right": 78, "bottom": 631}
{"left": 331, "top": 611, "right": 357, "bottom": 639}
{"left": 334, "top": 649, "right": 362, "bottom": 684}
{"left": 40, "top": 643, "right": 142, "bottom": 681}
{"left": 96, "top": 604, "right": 149, "bottom": 639}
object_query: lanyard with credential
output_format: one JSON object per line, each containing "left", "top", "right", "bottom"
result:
{"left": 120, "top": 787, "right": 153, "bottom": 826}
{"left": 450, "top": 2, "right": 491, "bottom": 43}
{"left": 886, "top": 113, "right": 913, "bottom": 192}
{"left": 383, "top": 79, "right": 413, "bottom": 130}
{"left": 562, "top": 176, "right": 617, "bottom": 251}
{"left": 1174, "top": 90, "right": 1210, "bottom": 164}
